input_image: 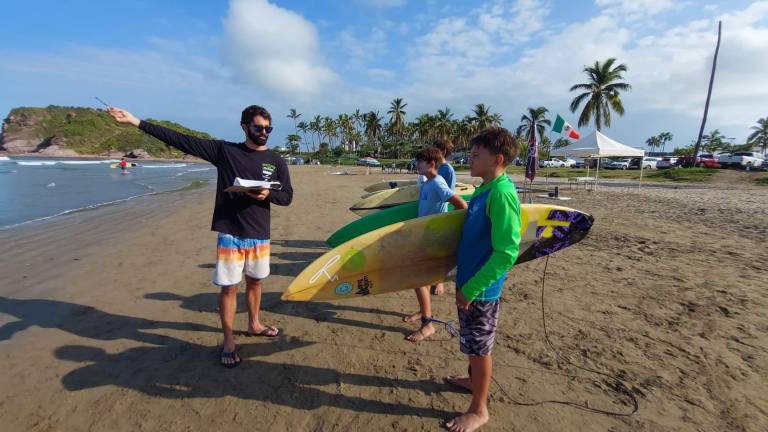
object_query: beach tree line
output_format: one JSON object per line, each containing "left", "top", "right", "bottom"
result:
{"left": 283, "top": 58, "right": 631, "bottom": 160}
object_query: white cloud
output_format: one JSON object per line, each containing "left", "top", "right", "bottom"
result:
{"left": 595, "top": 0, "right": 681, "bottom": 18}
{"left": 416, "top": 0, "right": 548, "bottom": 61}
{"left": 337, "top": 27, "right": 389, "bottom": 68}
{"left": 392, "top": 0, "right": 768, "bottom": 145}
{"left": 366, "top": 67, "right": 397, "bottom": 80}
{"left": 476, "top": 0, "right": 549, "bottom": 44}
{"left": 222, "top": 0, "right": 338, "bottom": 100}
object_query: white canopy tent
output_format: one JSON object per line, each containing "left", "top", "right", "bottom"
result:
{"left": 551, "top": 131, "right": 645, "bottom": 189}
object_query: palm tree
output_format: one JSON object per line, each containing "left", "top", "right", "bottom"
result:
{"left": 658, "top": 132, "right": 673, "bottom": 153}
{"left": 434, "top": 108, "right": 454, "bottom": 140}
{"left": 747, "top": 117, "right": 768, "bottom": 155}
{"left": 287, "top": 108, "right": 301, "bottom": 135}
{"left": 517, "top": 106, "right": 551, "bottom": 143}
{"left": 309, "top": 115, "right": 323, "bottom": 151}
{"left": 702, "top": 129, "right": 726, "bottom": 154}
{"left": 387, "top": 98, "right": 408, "bottom": 141}
{"left": 336, "top": 114, "right": 354, "bottom": 151}
{"left": 297, "top": 120, "right": 310, "bottom": 153}
{"left": 569, "top": 58, "right": 632, "bottom": 130}
{"left": 322, "top": 117, "right": 338, "bottom": 148}
{"left": 645, "top": 136, "right": 658, "bottom": 153}
{"left": 469, "top": 103, "right": 495, "bottom": 130}
{"left": 413, "top": 114, "right": 434, "bottom": 146}
{"left": 364, "top": 111, "right": 384, "bottom": 155}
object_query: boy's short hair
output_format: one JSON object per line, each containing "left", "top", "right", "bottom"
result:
{"left": 433, "top": 139, "right": 454, "bottom": 158}
{"left": 240, "top": 105, "right": 272, "bottom": 125}
{"left": 415, "top": 147, "right": 443, "bottom": 164}
{"left": 470, "top": 127, "right": 519, "bottom": 166}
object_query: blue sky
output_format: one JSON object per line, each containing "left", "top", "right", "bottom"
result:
{"left": 2, "top": 0, "right": 767, "bottom": 150}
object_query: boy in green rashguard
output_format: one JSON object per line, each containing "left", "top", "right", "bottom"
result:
{"left": 442, "top": 128, "right": 521, "bottom": 432}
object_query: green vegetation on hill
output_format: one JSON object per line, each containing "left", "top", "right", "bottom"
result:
{"left": 3, "top": 105, "right": 215, "bottom": 157}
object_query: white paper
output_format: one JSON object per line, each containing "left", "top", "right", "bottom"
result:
{"left": 224, "top": 177, "right": 282, "bottom": 193}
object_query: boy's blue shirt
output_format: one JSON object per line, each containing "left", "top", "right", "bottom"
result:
{"left": 438, "top": 162, "right": 456, "bottom": 190}
{"left": 418, "top": 175, "right": 454, "bottom": 217}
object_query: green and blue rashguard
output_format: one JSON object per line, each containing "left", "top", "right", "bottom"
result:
{"left": 456, "top": 173, "right": 521, "bottom": 355}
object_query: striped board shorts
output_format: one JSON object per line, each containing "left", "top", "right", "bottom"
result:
{"left": 213, "top": 233, "right": 270, "bottom": 286}
{"left": 458, "top": 300, "right": 500, "bottom": 356}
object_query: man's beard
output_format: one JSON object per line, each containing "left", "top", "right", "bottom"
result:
{"left": 248, "top": 131, "right": 268, "bottom": 147}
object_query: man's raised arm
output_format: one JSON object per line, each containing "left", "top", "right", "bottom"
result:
{"left": 107, "top": 107, "right": 223, "bottom": 164}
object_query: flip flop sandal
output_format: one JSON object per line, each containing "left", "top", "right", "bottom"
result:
{"left": 220, "top": 346, "right": 241, "bottom": 368}
{"left": 246, "top": 326, "right": 280, "bottom": 337}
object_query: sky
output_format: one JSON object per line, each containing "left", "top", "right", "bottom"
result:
{"left": 1, "top": 0, "right": 767, "bottom": 150}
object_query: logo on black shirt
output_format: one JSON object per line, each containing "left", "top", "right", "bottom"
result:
{"left": 262, "top": 163, "right": 276, "bottom": 180}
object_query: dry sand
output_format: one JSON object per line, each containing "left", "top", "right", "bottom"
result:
{"left": 0, "top": 165, "right": 766, "bottom": 431}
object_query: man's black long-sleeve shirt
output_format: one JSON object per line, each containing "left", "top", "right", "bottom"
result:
{"left": 139, "top": 120, "right": 293, "bottom": 239}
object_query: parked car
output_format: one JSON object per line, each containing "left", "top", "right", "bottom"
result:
{"left": 656, "top": 156, "right": 679, "bottom": 169}
{"left": 635, "top": 157, "right": 659, "bottom": 169}
{"left": 675, "top": 153, "right": 720, "bottom": 168}
{"left": 607, "top": 159, "right": 633, "bottom": 170}
{"left": 563, "top": 158, "right": 578, "bottom": 168}
{"left": 539, "top": 158, "right": 567, "bottom": 168}
{"left": 623, "top": 157, "right": 658, "bottom": 169}
{"left": 717, "top": 152, "right": 765, "bottom": 169}
{"left": 357, "top": 157, "right": 381, "bottom": 167}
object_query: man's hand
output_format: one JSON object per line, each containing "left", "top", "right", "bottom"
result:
{"left": 456, "top": 290, "right": 472, "bottom": 310}
{"left": 246, "top": 188, "right": 270, "bottom": 201}
{"left": 107, "top": 107, "right": 140, "bottom": 127}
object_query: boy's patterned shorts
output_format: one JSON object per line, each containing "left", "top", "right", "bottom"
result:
{"left": 458, "top": 300, "right": 500, "bottom": 356}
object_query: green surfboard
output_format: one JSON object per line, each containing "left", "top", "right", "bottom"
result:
{"left": 326, "top": 194, "right": 473, "bottom": 247}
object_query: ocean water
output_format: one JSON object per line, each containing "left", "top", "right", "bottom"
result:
{"left": 0, "top": 157, "right": 216, "bottom": 229}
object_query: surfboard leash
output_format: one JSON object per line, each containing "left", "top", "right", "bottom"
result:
{"left": 491, "top": 255, "right": 639, "bottom": 417}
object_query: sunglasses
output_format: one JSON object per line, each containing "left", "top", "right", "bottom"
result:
{"left": 249, "top": 124, "right": 273, "bottom": 134}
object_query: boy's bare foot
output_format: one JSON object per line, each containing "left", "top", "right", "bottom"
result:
{"left": 431, "top": 283, "right": 445, "bottom": 296}
{"left": 441, "top": 411, "right": 489, "bottom": 432}
{"left": 403, "top": 311, "right": 422, "bottom": 323}
{"left": 406, "top": 323, "right": 435, "bottom": 342}
{"left": 444, "top": 375, "right": 472, "bottom": 392}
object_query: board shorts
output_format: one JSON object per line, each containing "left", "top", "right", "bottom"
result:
{"left": 458, "top": 300, "right": 500, "bottom": 356}
{"left": 213, "top": 233, "right": 270, "bottom": 286}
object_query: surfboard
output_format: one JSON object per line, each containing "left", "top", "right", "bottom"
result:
{"left": 328, "top": 193, "right": 472, "bottom": 247}
{"left": 330, "top": 184, "right": 547, "bottom": 247}
{"left": 350, "top": 183, "right": 475, "bottom": 216}
{"left": 110, "top": 162, "right": 139, "bottom": 168}
{"left": 282, "top": 205, "right": 594, "bottom": 301}
{"left": 363, "top": 179, "right": 418, "bottom": 193}
{"left": 359, "top": 181, "right": 472, "bottom": 199}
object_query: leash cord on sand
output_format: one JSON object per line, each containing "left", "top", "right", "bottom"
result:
{"left": 492, "top": 255, "right": 639, "bottom": 417}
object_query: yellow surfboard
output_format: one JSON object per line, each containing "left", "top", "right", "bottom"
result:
{"left": 351, "top": 183, "right": 475, "bottom": 216}
{"left": 363, "top": 179, "right": 418, "bottom": 193}
{"left": 282, "top": 204, "right": 594, "bottom": 301}
{"left": 359, "top": 181, "right": 472, "bottom": 199}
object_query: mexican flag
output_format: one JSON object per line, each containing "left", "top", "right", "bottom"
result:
{"left": 552, "top": 114, "right": 580, "bottom": 139}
